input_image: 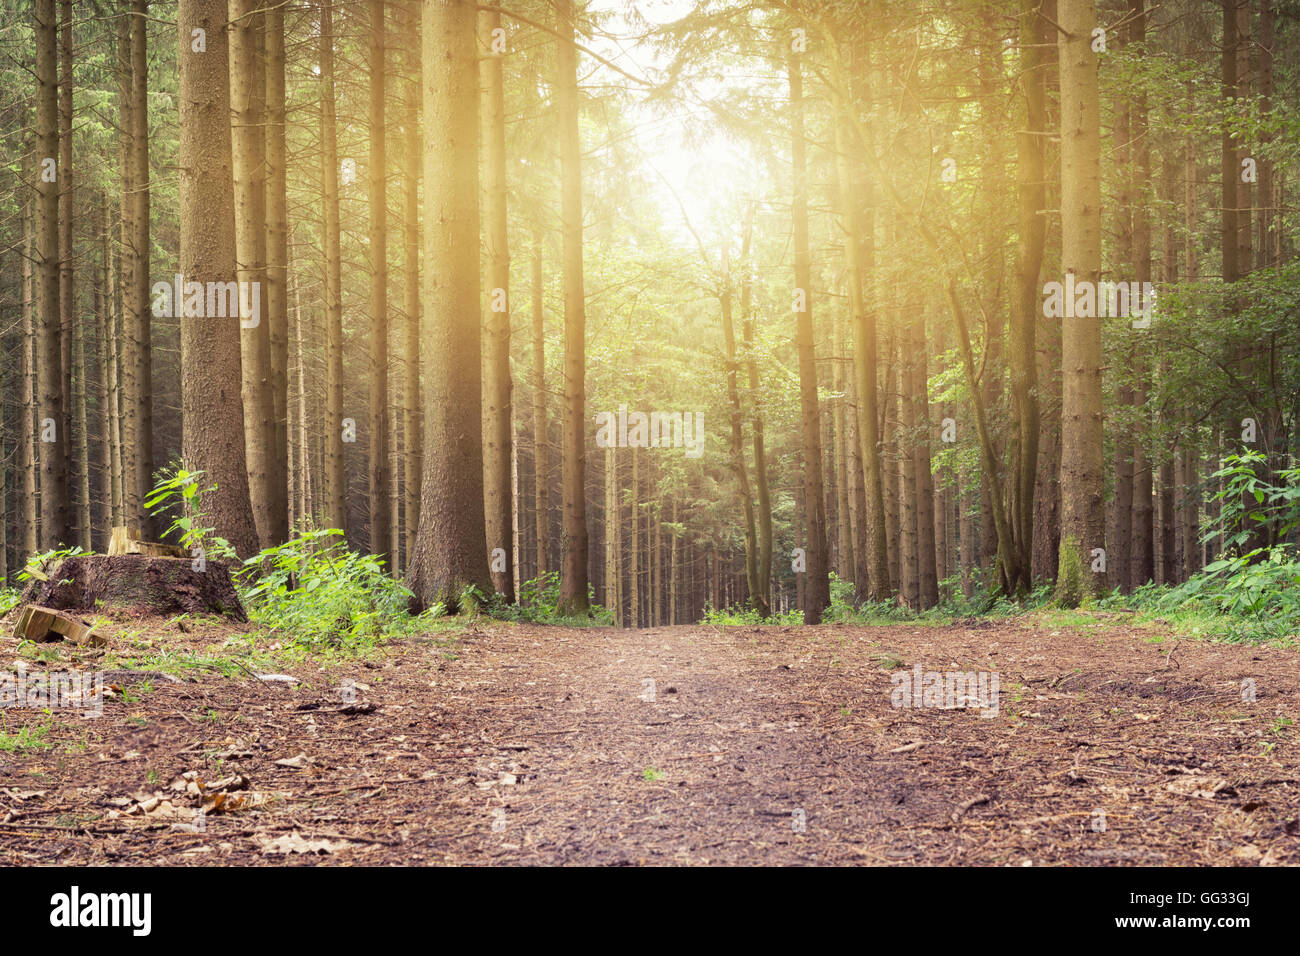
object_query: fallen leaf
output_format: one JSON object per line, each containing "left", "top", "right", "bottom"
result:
{"left": 275, "top": 753, "right": 314, "bottom": 769}
{"left": 259, "top": 831, "right": 354, "bottom": 855}
{"left": 1167, "top": 775, "right": 1231, "bottom": 800}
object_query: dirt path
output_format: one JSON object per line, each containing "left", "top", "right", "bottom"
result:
{"left": 1, "top": 617, "right": 1297, "bottom": 865}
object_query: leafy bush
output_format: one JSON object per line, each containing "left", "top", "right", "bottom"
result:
{"left": 501, "top": 572, "right": 614, "bottom": 625}
{"left": 700, "top": 602, "right": 803, "bottom": 626}
{"left": 236, "top": 529, "right": 437, "bottom": 649}
{"left": 1151, "top": 452, "right": 1300, "bottom": 643}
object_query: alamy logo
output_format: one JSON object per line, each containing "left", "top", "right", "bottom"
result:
{"left": 890, "top": 664, "right": 1000, "bottom": 718}
{"left": 151, "top": 274, "right": 261, "bottom": 328}
{"left": 1042, "top": 276, "right": 1156, "bottom": 322}
{"left": 595, "top": 404, "right": 704, "bottom": 458}
{"left": 1, "top": 669, "right": 103, "bottom": 717}
{"left": 49, "top": 886, "right": 151, "bottom": 936}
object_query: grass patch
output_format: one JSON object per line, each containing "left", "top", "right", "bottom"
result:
{"left": 0, "top": 719, "right": 54, "bottom": 753}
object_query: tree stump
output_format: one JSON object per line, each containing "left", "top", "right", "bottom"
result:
{"left": 18, "top": 555, "right": 247, "bottom": 622}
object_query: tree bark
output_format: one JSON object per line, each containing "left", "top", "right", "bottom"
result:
{"left": 36, "top": 0, "right": 70, "bottom": 548}
{"left": 555, "top": 0, "right": 590, "bottom": 616}
{"left": 123, "top": 0, "right": 154, "bottom": 536}
{"left": 789, "top": 51, "right": 830, "bottom": 622}
{"left": 230, "top": 0, "right": 276, "bottom": 549}
{"left": 401, "top": 1, "right": 421, "bottom": 561}
{"left": 532, "top": 229, "right": 547, "bottom": 578}
{"left": 263, "top": 0, "right": 290, "bottom": 544}
{"left": 1054, "top": 0, "right": 1106, "bottom": 603}
{"left": 179, "top": 0, "right": 260, "bottom": 560}
{"left": 479, "top": 8, "right": 514, "bottom": 601}
{"left": 404, "top": 0, "right": 491, "bottom": 612}
{"left": 320, "top": 0, "right": 346, "bottom": 535}
{"left": 21, "top": 185, "right": 39, "bottom": 557}
{"left": 367, "top": 0, "right": 391, "bottom": 559}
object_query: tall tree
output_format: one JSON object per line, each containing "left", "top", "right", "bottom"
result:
{"left": 401, "top": 1, "right": 421, "bottom": 561}
{"left": 480, "top": 7, "right": 513, "bottom": 601}
{"left": 531, "top": 228, "right": 547, "bottom": 578}
{"left": 1054, "top": 0, "right": 1106, "bottom": 603}
{"left": 740, "top": 214, "right": 773, "bottom": 616}
{"left": 320, "top": 0, "right": 346, "bottom": 534}
{"left": 368, "top": 0, "right": 392, "bottom": 558}
{"left": 555, "top": 0, "right": 590, "bottom": 616}
{"left": 20, "top": 183, "right": 39, "bottom": 556}
{"left": 230, "top": 0, "right": 276, "bottom": 547}
{"left": 1129, "top": 0, "right": 1154, "bottom": 588}
{"left": 178, "top": 0, "right": 259, "bottom": 559}
{"left": 405, "top": 0, "right": 492, "bottom": 611}
{"left": 788, "top": 48, "right": 830, "bottom": 623}
{"left": 1009, "top": 0, "right": 1046, "bottom": 591}
{"left": 124, "top": 0, "right": 154, "bottom": 534}
{"left": 264, "top": 0, "right": 290, "bottom": 541}
{"left": 35, "top": 0, "right": 70, "bottom": 548}
{"left": 60, "top": 0, "right": 86, "bottom": 549}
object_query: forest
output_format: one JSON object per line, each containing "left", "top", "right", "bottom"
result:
{"left": 0, "top": 0, "right": 1296, "bottom": 872}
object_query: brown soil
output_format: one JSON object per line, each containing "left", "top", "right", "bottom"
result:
{"left": 0, "top": 614, "right": 1296, "bottom": 866}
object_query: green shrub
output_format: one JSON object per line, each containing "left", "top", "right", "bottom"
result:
{"left": 236, "top": 529, "right": 437, "bottom": 650}
{"left": 500, "top": 572, "right": 614, "bottom": 625}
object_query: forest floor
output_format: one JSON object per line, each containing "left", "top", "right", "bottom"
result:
{"left": 1, "top": 610, "right": 1297, "bottom": 866}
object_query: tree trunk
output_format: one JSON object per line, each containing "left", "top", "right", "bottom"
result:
{"left": 21, "top": 187, "right": 39, "bottom": 557}
{"left": 60, "top": 0, "right": 85, "bottom": 550}
{"left": 719, "top": 236, "right": 761, "bottom": 615}
{"left": 365, "top": 0, "right": 391, "bottom": 559}
{"left": 96, "top": 200, "right": 113, "bottom": 550}
{"left": 1055, "top": 0, "right": 1106, "bottom": 604}
{"left": 123, "top": 0, "right": 153, "bottom": 536}
{"left": 630, "top": 448, "right": 639, "bottom": 627}
{"left": 532, "top": 229, "right": 548, "bottom": 578}
{"left": 401, "top": 2, "right": 421, "bottom": 561}
{"left": 910, "top": 311, "right": 938, "bottom": 609}
{"left": 36, "top": 0, "right": 70, "bottom": 548}
{"left": 404, "top": 0, "right": 491, "bottom": 612}
{"left": 230, "top": 0, "right": 276, "bottom": 549}
{"left": 898, "top": 336, "right": 918, "bottom": 609}
{"left": 1129, "top": 0, "right": 1154, "bottom": 588}
{"left": 789, "top": 51, "right": 830, "bottom": 622}
{"left": 832, "top": 300, "right": 853, "bottom": 587}
{"left": 741, "top": 214, "right": 773, "bottom": 617}
{"left": 178, "top": 0, "right": 260, "bottom": 560}
{"left": 1009, "top": 0, "right": 1045, "bottom": 592}
{"left": 555, "top": 0, "right": 590, "bottom": 616}
{"left": 320, "top": 0, "right": 346, "bottom": 535}
{"left": 479, "top": 8, "right": 513, "bottom": 601}
{"left": 263, "top": 0, "right": 290, "bottom": 545}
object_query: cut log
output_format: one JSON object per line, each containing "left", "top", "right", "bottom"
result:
{"left": 108, "top": 526, "right": 190, "bottom": 558}
{"left": 18, "top": 555, "right": 247, "bottom": 621}
{"left": 12, "top": 605, "right": 106, "bottom": 647}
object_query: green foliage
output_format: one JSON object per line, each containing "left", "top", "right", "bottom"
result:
{"left": 1203, "top": 451, "right": 1300, "bottom": 552}
{"left": 17, "top": 545, "right": 88, "bottom": 584}
{"left": 1107, "top": 457, "right": 1300, "bottom": 645}
{"left": 700, "top": 601, "right": 803, "bottom": 626}
{"left": 236, "top": 529, "right": 437, "bottom": 650}
{"left": 0, "top": 719, "right": 53, "bottom": 753}
{"left": 144, "top": 466, "right": 235, "bottom": 560}
{"left": 499, "top": 572, "right": 614, "bottom": 626}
